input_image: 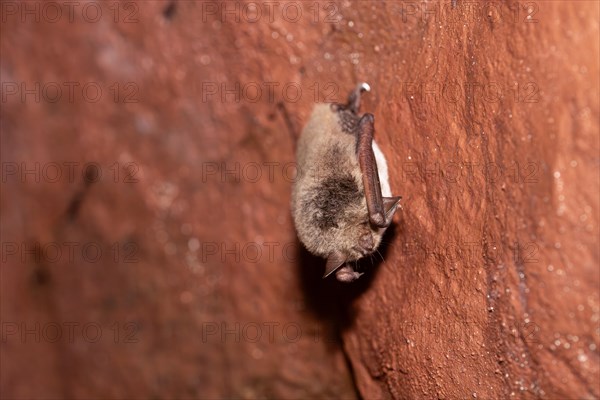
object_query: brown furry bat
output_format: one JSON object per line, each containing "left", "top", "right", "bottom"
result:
{"left": 291, "top": 83, "right": 401, "bottom": 282}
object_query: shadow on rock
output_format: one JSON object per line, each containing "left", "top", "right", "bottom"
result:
{"left": 296, "top": 224, "right": 399, "bottom": 338}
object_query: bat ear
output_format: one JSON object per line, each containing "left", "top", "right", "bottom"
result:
{"left": 383, "top": 196, "right": 401, "bottom": 217}
{"left": 323, "top": 251, "right": 347, "bottom": 278}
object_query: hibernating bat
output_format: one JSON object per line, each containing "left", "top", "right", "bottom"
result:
{"left": 291, "top": 83, "right": 401, "bottom": 282}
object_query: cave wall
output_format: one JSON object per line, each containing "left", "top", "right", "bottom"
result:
{"left": 1, "top": 1, "right": 598, "bottom": 399}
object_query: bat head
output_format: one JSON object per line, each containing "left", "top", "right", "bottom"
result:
{"left": 323, "top": 196, "right": 400, "bottom": 281}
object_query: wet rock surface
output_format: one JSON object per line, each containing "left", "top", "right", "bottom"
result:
{"left": 1, "top": 1, "right": 598, "bottom": 399}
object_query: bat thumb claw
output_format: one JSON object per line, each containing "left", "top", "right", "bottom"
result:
{"left": 370, "top": 212, "right": 385, "bottom": 227}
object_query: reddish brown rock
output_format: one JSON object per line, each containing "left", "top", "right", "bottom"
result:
{"left": 1, "top": 1, "right": 598, "bottom": 399}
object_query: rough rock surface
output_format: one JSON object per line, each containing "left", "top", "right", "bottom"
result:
{"left": 1, "top": 1, "right": 598, "bottom": 399}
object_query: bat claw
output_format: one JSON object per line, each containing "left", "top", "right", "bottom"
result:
{"left": 346, "top": 83, "right": 371, "bottom": 114}
{"left": 370, "top": 212, "right": 385, "bottom": 228}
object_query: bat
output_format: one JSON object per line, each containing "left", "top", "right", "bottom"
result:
{"left": 291, "top": 83, "right": 401, "bottom": 282}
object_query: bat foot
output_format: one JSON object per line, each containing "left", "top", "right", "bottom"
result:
{"left": 346, "top": 82, "right": 371, "bottom": 114}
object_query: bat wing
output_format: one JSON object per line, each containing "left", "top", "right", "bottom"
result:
{"left": 356, "top": 113, "right": 401, "bottom": 228}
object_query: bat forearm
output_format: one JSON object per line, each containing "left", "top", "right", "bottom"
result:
{"left": 357, "top": 114, "right": 386, "bottom": 228}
